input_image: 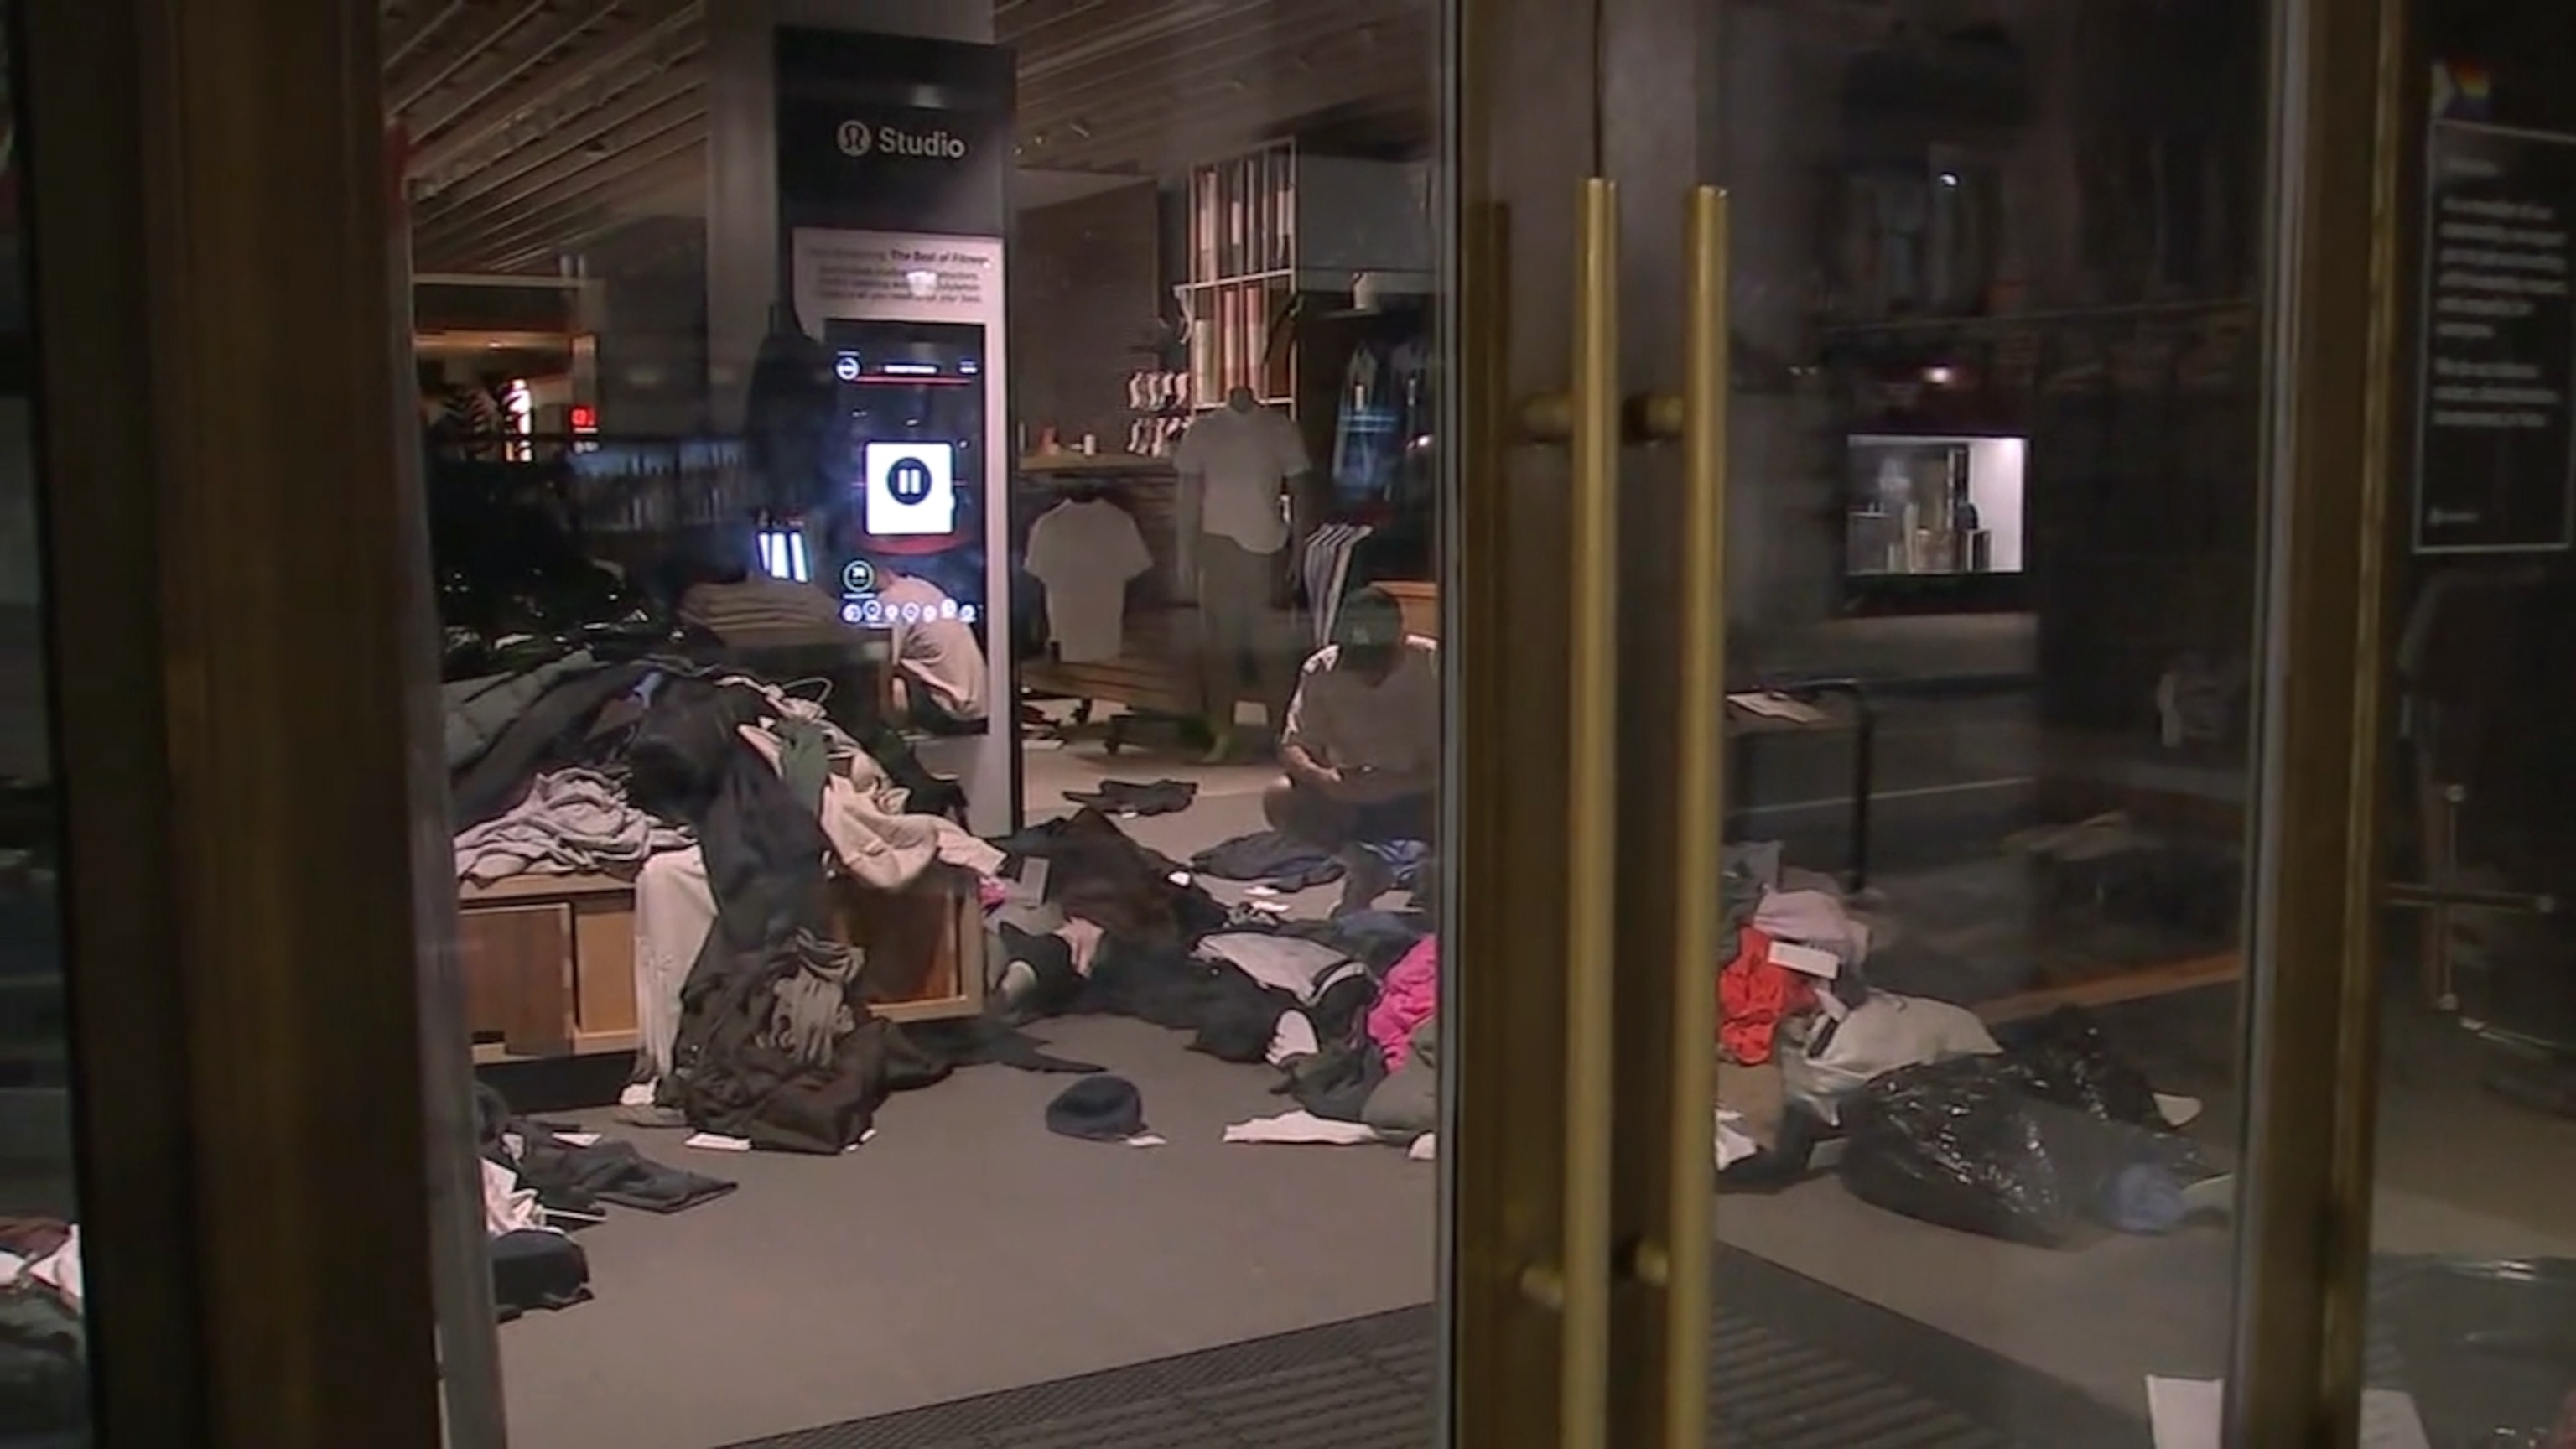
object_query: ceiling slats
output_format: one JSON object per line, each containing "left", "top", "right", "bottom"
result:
{"left": 393, "top": 0, "right": 1432, "bottom": 274}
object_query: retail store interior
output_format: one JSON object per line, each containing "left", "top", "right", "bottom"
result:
{"left": 8, "top": 0, "right": 2576, "bottom": 1446}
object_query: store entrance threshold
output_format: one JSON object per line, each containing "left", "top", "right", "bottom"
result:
{"left": 723, "top": 1247, "right": 2149, "bottom": 1449}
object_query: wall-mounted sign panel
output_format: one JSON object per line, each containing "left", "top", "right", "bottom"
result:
{"left": 2414, "top": 118, "right": 2576, "bottom": 554}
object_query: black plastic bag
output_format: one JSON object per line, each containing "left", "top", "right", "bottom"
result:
{"left": 1841, "top": 1053, "right": 2210, "bottom": 1246}
{"left": 1991, "top": 1007, "right": 2163, "bottom": 1125}
{"left": 1843, "top": 1057, "right": 2080, "bottom": 1244}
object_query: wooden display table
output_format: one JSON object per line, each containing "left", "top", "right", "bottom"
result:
{"left": 457, "top": 866, "right": 985, "bottom": 1065}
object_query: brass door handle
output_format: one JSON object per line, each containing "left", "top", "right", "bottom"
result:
{"left": 1520, "top": 174, "right": 1622, "bottom": 1449}
{"left": 1652, "top": 184, "right": 1730, "bottom": 1449}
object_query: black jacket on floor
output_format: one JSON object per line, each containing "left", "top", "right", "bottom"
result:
{"left": 990, "top": 809, "right": 1228, "bottom": 948}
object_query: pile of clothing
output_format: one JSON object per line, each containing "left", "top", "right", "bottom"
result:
{"left": 447, "top": 648, "right": 1002, "bottom": 1155}
{"left": 1711, "top": 844, "right": 2219, "bottom": 1246}
{"left": 476, "top": 1085, "right": 738, "bottom": 1319}
{"left": 980, "top": 808, "right": 1441, "bottom": 1150}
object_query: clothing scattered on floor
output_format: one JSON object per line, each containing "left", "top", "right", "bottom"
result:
{"left": 1195, "top": 932, "right": 1364, "bottom": 1005}
{"left": 492, "top": 1230, "right": 592, "bottom": 1322}
{"left": 478, "top": 1086, "right": 737, "bottom": 1216}
{"left": 1046, "top": 1075, "right": 1149, "bottom": 1142}
{"left": 1718, "top": 927, "right": 1815, "bottom": 1067}
{"left": 1061, "top": 777, "right": 1199, "bottom": 817}
{"left": 1360, "top": 1015, "right": 1438, "bottom": 1140}
{"left": 1779, "top": 991, "right": 2001, "bottom": 1124}
{"left": 1190, "top": 828, "right": 1344, "bottom": 891}
{"left": 1753, "top": 887, "right": 1872, "bottom": 967}
{"left": 1223, "top": 1110, "right": 1384, "bottom": 1146}
{"left": 453, "top": 767, "right": 691, "bottom": 884}
{"left": 1024, "top": 497, "right": 1153, "bottom": 662}
{"left": 994, "top": 809, "right": 1229, "bottom": 947}
{"left": 1366, "top": 937, "right": 1438, "bottom": 1071}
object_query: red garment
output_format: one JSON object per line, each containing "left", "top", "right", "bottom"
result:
{"left": 1717, "top": 927, "right": 1816, "bottom": 1066}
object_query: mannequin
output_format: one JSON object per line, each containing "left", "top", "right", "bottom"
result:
{"left": 1171, "top": 385, "right": 1311, "bottom": 760}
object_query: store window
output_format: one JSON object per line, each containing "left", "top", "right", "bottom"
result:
{"left": 2361, "top": 9, "right": 2576, "bottom": 1444}
{"left": 397, "top": 3, "right": 1444, "bottom": 1444}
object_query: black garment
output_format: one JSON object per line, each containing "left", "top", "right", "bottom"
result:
{"left": 1046, "top": 1074, "right": 1148, "bottom": 1141}
{"left": 1075, "top": 940, "right": 1296, "bottom": 1064}
{"left": 475, "top": 1085, "right": 736, "bottom": 1214}
{"left": 491, "top": 1230, "right": 592, "bottom": 1321}
{"left": 898, "top": 1015, "right": 1104, "bottom": 1074}
{"left": 1062, "top": 778, "right": 1199, "bottom": 817}
{"left": 449, "top": 662, "right": 653, "bottom": 828}
{"left": 674, "top": 932, "right": 952, "bottom": 1154}
{"left": 992, "top": 809, "right": 1228, "bottom": 947}
{"left": 1270, "top": 908, "right": 1431, "bottom": 972}
{"left": 1281, "top": 1036, "right": 1389, "bottom": 1123}
{"left": 1308, "top": 971, "right": 1379, "bottom": 1048}
{"left": 1190, "top": 828, "right": 1344, "bottom": 891}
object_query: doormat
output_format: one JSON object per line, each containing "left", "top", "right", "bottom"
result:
{"left": 721, "top": 1246, "right": 2148, "bottom": 1448}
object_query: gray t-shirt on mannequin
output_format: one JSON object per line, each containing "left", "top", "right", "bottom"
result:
{"left": 1173, "top": 402, "right": 1307, "bottom": 553}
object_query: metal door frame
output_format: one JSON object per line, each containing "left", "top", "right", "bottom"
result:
{"left": 1438, "top": 0, "right": 2418, "bottom": 1442}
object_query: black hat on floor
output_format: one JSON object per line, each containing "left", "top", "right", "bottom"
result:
{"left": 1045, "top": 1075, "right": 1147, "bottom": 1142}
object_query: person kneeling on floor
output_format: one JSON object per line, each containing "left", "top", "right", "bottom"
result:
{"left": 1265, "top": 585, "right": 1438, "bottom": 914}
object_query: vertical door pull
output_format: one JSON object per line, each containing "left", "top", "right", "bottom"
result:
{"left": 1657, "top": 184, "right": 1730, "bottom": 1449}
{"left": 1545, "top": 174, "right": 1622, "bottom": 1449}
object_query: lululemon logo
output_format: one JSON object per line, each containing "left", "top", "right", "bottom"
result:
{"left": 886, "top": 456, "right": 935, "bottom": 506}
{"left": 839, "top": 120, "right": 969, "bottom": 161}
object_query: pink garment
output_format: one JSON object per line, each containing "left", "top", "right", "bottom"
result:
{"left": 1368, "top": 937, "right": 1440, "bottom": 1070}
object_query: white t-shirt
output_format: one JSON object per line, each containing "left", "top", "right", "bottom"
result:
{"left": 1171, "top": 405, "right": 1306, "bottom": 553}
{"left": 1025, "top": 498, "right": 1153, "bottom": 663}
{"left": 875, "top": 574, "right": 988, "bottom": 720}
{"left": 1280, "top": 636, "right": 1440, "bottom": 779}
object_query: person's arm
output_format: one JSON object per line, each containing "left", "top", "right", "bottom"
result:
{"left": 1276, "top": 662, "right": 1343, "bottom": 792}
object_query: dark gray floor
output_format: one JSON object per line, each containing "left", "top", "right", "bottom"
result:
{"left": 723, "top": 1249, "right": 2148, "bottom": 1449}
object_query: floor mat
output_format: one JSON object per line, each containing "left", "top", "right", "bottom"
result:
{"left": 723, "top": 1247, "right": 2148, "bottom": 1448}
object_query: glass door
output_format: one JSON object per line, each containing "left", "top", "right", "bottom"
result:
{"left": 1437, "top": 0, "right": 2418, "bottom": 1441}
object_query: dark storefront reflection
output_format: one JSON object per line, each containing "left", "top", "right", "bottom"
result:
{"left": 0, "top": 3, "right": 93, "bottom": 1441}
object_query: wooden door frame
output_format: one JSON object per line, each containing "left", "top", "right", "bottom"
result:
{"left": 17, "top": 0, "right": 471, "bottom": 1442}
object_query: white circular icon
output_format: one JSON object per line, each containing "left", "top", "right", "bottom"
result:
{"left": 940, "top": 599, "right": 959, "bottom": 620}
{"left": 862, "top": 600, "right": 884, "bottom": 624}
{"left": 901, "top": 602, "right": 923, "bottom": 624}
{"left": 834, "top": 355, "right": 862, "bottom": 382}
{"left": 836, "top": 120, "right": 873, "bottom": 157}
{"left": 959, "top": 605, "right": 979, "bottom": 626}
{"left": 840, "top": 558, "right": 875, "bottom": 593}
{"left": 839, "top": 602, "right": 865, "bottom": 626}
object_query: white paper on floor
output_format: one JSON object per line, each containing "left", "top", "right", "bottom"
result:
{"left": 1409, "top": 1134, "right": 1436, "bottom": 1161}
{"left": 554, "top": 1131, "right": 603, "bottom": 1147}
{"left": 684, "top": 1132, "right": 754, "bottom": 1152}
{"left": 1125, "top": 1134, "right": 1167, "bottom": 1149}
{"left": 2155, "top": 1092, "right": 2205, "bottom": 1128}
{"left": 1223, "top": 1110, "right": 1385, "bottom": 1146}
{"left": 2145, "top": 1377, "right": 2428, "bottom": 1449}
